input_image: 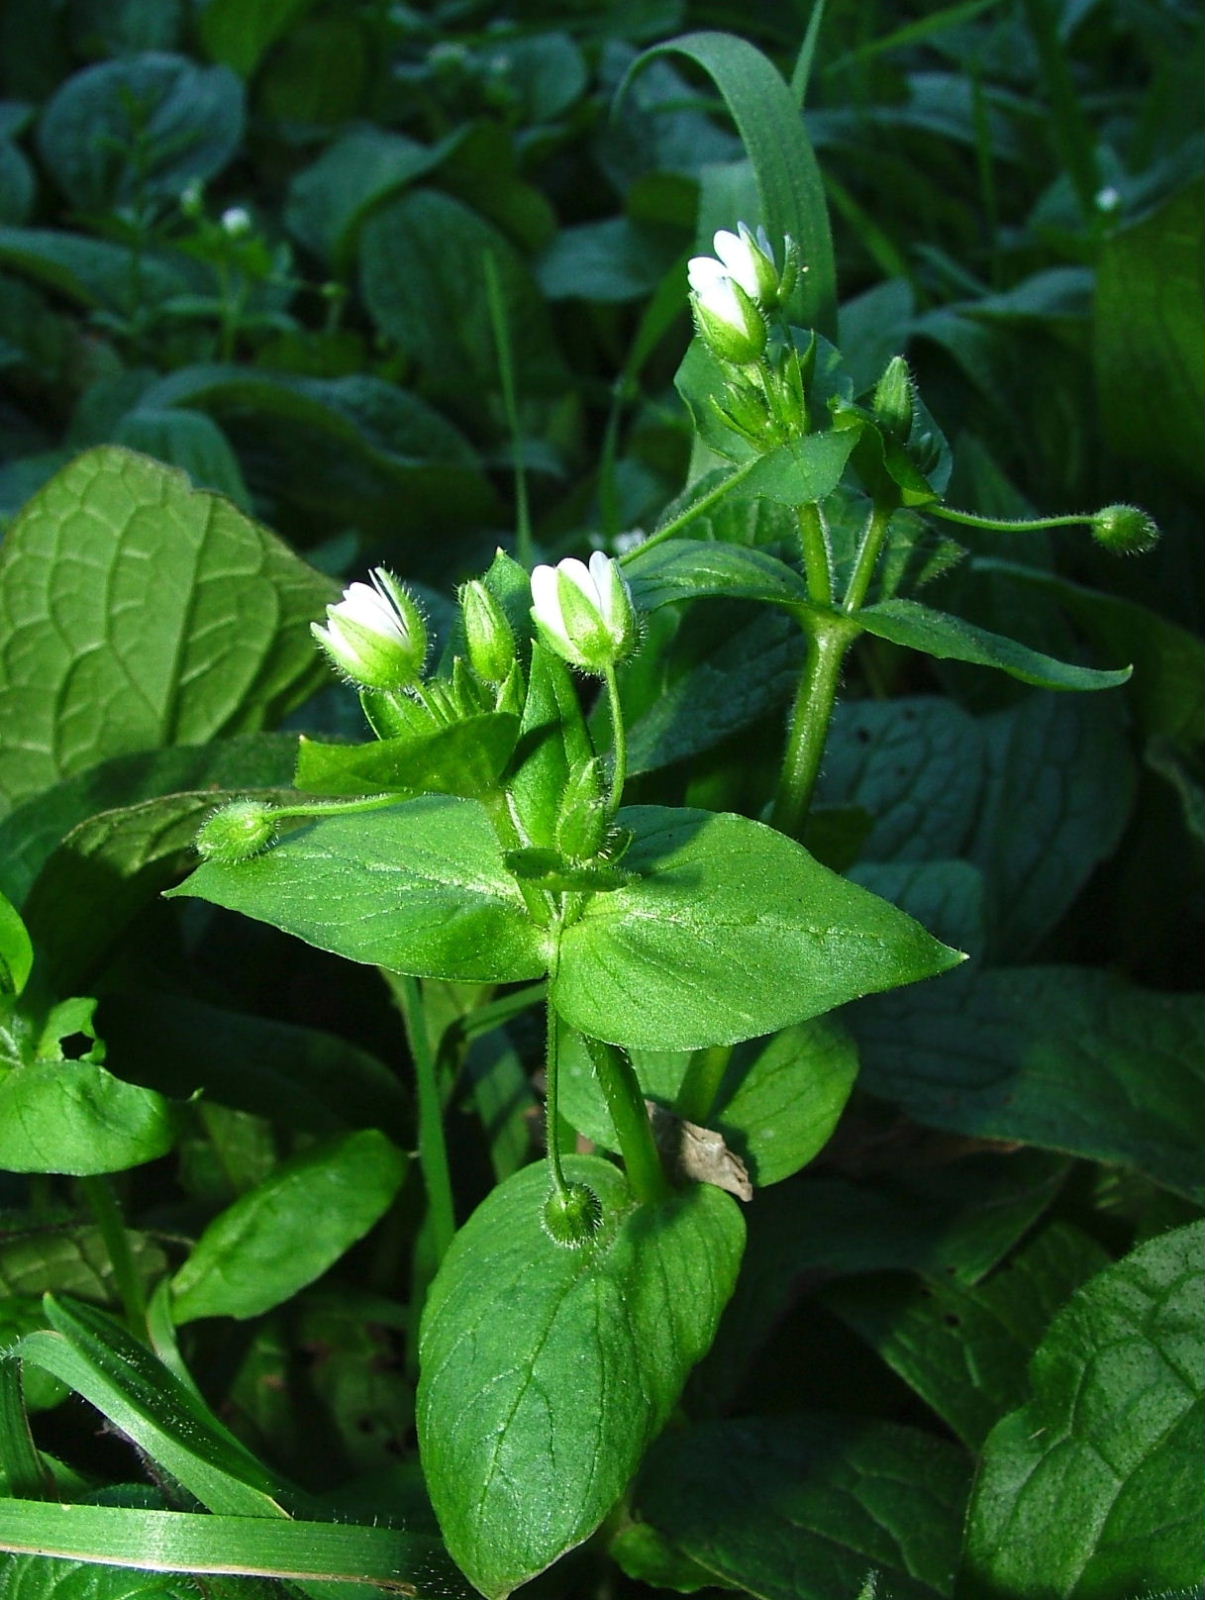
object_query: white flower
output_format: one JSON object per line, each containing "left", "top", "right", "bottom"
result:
{"left": 312, "top": 568, "right": 427, "bottom": 691}
{"left": 686, "top": 255, "right": 766, "bottom": 364}
{"left": 712, "top": 223, "right": 779, "bottom": 301}
{"left": 529, "top": 552, "right": 637, "bottom": 672}
{"left": 220, "top": 205, "right": 253, "bottom": 238}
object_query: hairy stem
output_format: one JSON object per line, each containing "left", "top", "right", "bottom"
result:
{"left": 582, "top": 1034, "right": 671, "bottom": 1205}
{"left": 602, "top": 663, "right": 628, "bottom": 814}
{"left": 771, "top": 616, "right": 854, "bottom": 838}
{"left": 797, "top": 501, "right": 834, "bottom": 606}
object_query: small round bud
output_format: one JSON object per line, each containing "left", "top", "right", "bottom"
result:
{"left": 460, "top": 579, "right": 516, "bottom": 683}
{"left": 312, "top": 568, "right": 428, "bottom": 691}
{"left": 196, "top": 800, "right": 277, "bottom": 865}
{"left": 530, "top": 552, "right": 638, "bottom": 673}
{"left": 542, "top": 1182, "right": 604, "bottom": 1249}
{"left": 1091, "top": 504, "right": 1160, "bottom": 556}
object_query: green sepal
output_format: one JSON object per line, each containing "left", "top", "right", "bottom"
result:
{"left": 294, "top": 712, "right": 520, "bottom": 798}
{"left": 504, "top": 847, "right": 636, "bottom": 894}
{"left": 510, "top": 641, "right": 594, "bottom": 849}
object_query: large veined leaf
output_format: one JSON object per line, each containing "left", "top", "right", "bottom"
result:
{"left": 0, "top": 448, "right": 334, "bottom": 816}
{"left": 552, "top": 806, "right": 963, "bottom": 1051}
{"left": 168, "top": 795, "right": 549, "bottom": 984}
{"left": 417, "top": 1156, "right": 744, "bottom": 1598}
{"left": 958, "top": 1222, "right": 1205, "bottom": 1598}
{"left": 635, "top": 1412, "right": 970, "bottom": 1599}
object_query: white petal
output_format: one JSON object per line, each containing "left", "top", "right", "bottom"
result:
{"left": 687, "top": 256, "right": 727, "bottom": 297}
{"left": 530, "top": 564, "right": 566, "bottom": 635}
{"left": 555, "top": 556, "right": 597, "bottom": 606}
{"left": 713, "top": 229, "right": 760, "bottom": 297}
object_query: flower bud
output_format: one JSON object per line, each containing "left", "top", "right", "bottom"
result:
{"left": 1091, "top": 503, "right": 1160, "bottom": 556}
{"left": 872, "top": 355, "right": 914, "bottom": 443}
{"left": 556, "top": 757, "right": 609, "bottom": 861}
{"left": 529, "top": 552, "right": 638, "bottom": 673}
{"left": 460, "top": 579, "right": 516, "bottom": 683}
{"left": 542, "top": 1182, "right": 603, "bottom": 1248}
{"left": 687, "top": 257, "right": 767, "bottom": 365}
{"left": 712, "top": 223, "right": 781, "bottom": 304}
{"left": 312, "top": 569, "right": 427, "bottom": 692}
{"left": 196, "top": 800, "right": 277, "bottom": 865}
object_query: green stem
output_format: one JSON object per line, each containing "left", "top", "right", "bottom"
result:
{"left": 797, "top": 501, "right": 833, "bottom": 606}
{"left": 542, "top": 939, "right": 574, "bottom": 1201}
{"left": 770, "top": 617, "right": 855, "bottom": 838}
{"left": 395, "top": 976, "right": 456, "bottom": 1267}
{"left": 928, "top": 504, "right": 1095, "bottom": 533}
{"left": 842, "top": 500, "right": 894, "bottom": 614}
{"left": 675, "top": 1045, "right": 732, "bottom": 1125}
{"left": 582, "top": 1034, "right": 671, "bottom": 1206}
{"left": 623, "top": 458, "right": 760, "bottom": 560}
{"left": 79, "top": 1176, "right": 147, "bottom": 1340}
{"left": 602, "top": 663, "right": 627, "bottom": 814}
{"left": 482, "top": 788, "right": 551, "bottom": 926}
{"left": 271, "top": 792, "right": 401, "bottom": 822}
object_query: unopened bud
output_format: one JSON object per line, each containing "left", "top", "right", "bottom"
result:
{"left": 196, "top": 800, "right": 277, "bottom": 865}
{"left": 1091, "top": 504, "right": 1160, "bottom": 556}
{"left": 687, "top": 257, "right": 767, "bottom": 365}
{"left": 555, "top": 757, "right": 609, "bottom": 860}
{"left": 530, "top": 553, "right": 638, "bottom": 673}
{"left": 460, "top": 579, "right": 516, "bottom": 683}
{"left": 873, "top": 356, "right": 913, "bottom": 443}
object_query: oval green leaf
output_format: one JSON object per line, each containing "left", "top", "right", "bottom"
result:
{"left": 171, "top": 1129, "right": 407, "bottom": 1324}
{"left": 417, "top": 1156, "right": 744, "bottom": 1598}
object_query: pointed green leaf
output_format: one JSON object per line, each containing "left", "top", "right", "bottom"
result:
{"left": 0, "top": 447, "right": 334, "bottom": 815}
{"left": 168, "top": 796, "right": 548, "bottom": 984}
{"left": 624, "top": 538, "right": 808, "bottom": 611}
{"left": 15, "top": 1296, "right": 288, "bottom": 1516}
{"left": 959, "top": 1223, "right": 1205, "bottom": 1598}
{"left": 622, "top": 31, "right": 836, "bottom": 336}
{"left": 553, "top": 806, "right": 963, "bottom": 1051}
{"left": 417, "top": 1156, "right": 744, "bottom": 1598}
{"left": 171, "top": 1130, "right": 406, "bottom": 1324}
{"left": 0, "top": 890, "right": 32, "bottom": 997}
{"left": 855, "top": 597, "right": 1131, "bottom": 690}
{"left": 294, "top": 713, "right": 519, "bottom": 799}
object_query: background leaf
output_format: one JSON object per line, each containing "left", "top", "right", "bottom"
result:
{"left": 171, "top": 1129, "right": 406, "bottom": 1324}
{"left": 37, "top": 54, "right": 244, "bottom": 211}
{"left": 0, "top": 448, "right": 333, "bottom": 816}
{"left": 958, "top": 1222, "right": 1205, "bottom": 1598}
{"left": 852, "top": 966, "right": 1204, "bottom": 1203}
{"left": 636, "top": 1412, "right": 970, "bottom": 1599}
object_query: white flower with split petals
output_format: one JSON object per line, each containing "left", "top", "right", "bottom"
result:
{"left": 686, "top": 254, "right": 766, "bottom": 365}
{"left": 529, "top": 552, "right": 637, "bottom": 672}
{"left": 312, "top": 568, "right": 427, "bottom": 691}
